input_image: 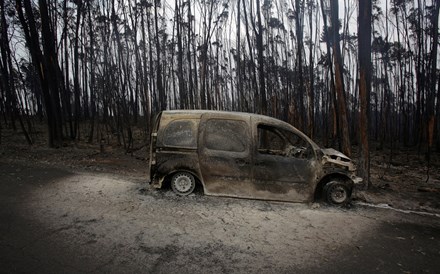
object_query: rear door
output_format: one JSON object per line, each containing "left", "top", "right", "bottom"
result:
{"left": 198, "top": 114, "right": 253, "bottom": 197}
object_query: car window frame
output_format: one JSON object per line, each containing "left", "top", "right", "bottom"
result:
{"left": 160, "top": 118, "right": 198, "bottom": 149}
{"left": 256, "top": 123, "right": 316, "bottom": 160}
{"left": 203, "top": 118, "right": 250, "bottom": 154}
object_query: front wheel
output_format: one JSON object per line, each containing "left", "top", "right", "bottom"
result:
{"left": 171, "top": 172, "right": 196, "bottom": 196}
{"left": 323, "top": 181, "right": 351, "bottom": 205}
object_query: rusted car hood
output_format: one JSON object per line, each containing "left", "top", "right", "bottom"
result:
{"left": 321, "top": 148, "right": 350, "bottom": 161}
{"left": 321, "top": 148, "right": 356, "bottom": 171}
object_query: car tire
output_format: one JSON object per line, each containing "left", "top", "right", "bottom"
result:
{"left": 323, "top": 180, "right": 351, "bottom": 205}
{"left": 171, "top": 172, "right": 196, "bottom": 196}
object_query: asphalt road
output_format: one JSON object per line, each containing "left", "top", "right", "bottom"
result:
{"left": 1, "top": 161, "right": 439, "bottom": 273}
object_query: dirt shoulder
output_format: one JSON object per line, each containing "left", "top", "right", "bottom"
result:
{"left": 0, "top": 141, "right": 149, "bottom": 181}
{"left": 1, "top": 159, "right": 440, "bottom": 273}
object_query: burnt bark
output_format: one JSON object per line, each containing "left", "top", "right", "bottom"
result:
{"left": 73, "top": 0, "right": 83, "bottom": 139}
{"left": 295, "top": 0, "right": 305, "bottom": 129}
{"left": 0, "top": 0, "right": 32, "bottom": 144}
{"left": 16, "top": 0, "right": 63, "bottom": 147}
{"left": 330, "top": 0, "right": 351, "bottom": 157}
{"left": 255, "top": 0, "right": 267, "bottom": 115}
{"left": 154, "top": 0, "right": 166, "bottom": 111}
{"left": 358, "top": 0, "right": 372, "bottom": 186}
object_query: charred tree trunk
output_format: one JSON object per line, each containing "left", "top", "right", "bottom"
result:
{"left": 243, "top": 0, "right": 258, "bottom": 112}
{"left": 175, "top": 0, "right": 186, "bottom": 109}
{"left": 73, "top": 0, "right": 83, "bottom": 140}
{"left": 307, "top": 2, "right": 315, "bottom": 138}
{"left": 255, "top": 0, "right": 267, "bottom": 115}
{"left": 320, "top": 0, "right": 339, "bottom": 146}
{"left": 187, "top": 1, "right": 195, "bottom": 108}
{"left": 426, "top": 0, "right": 439, "bottom": 174}
{"left": 39, "top": 0, "right": 64, "bottom": 146}
{"left": 87, "top": 1, "right": 96, "bottom": 143}
{"left": 140, "top": 3, "right": 151, "bottom": 127}
{"left": 295, "top": 0, "right": 305, "bottom": 129}
{"left": 16, "top": 0, "right": 63, "bottom": 147}
{"left": 236, "top": 0, "right": 242, "bottom": 111}
{"left": 62, "top": 0, "right": 74, "bottom": 139}
{"left": 358, "top": 0, "right": 372, "bottom": 186}
{"left": 0, "top": 0, "right": 32, "bottom": 144}
{"left": 154, "top": 0, "right": 166, "bottom": 111}
{"left": 330, "top": 0, "right": 351, "bottom": 156}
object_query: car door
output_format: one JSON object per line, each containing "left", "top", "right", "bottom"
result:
{"left": 198, "top": 114, "right": 254, "bottom": 198}
{"left": 252, "top": 121, "right": 317, "bottom": 202}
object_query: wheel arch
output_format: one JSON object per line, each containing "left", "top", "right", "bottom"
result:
{"left": 313, "top": 173, "right": 353, "bottom": 201}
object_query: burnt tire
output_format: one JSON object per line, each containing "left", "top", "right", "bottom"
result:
{"left": 323, "top": 181, "right": 351, "bottom": 205}
{"left": 171, "top": 172, "right": 196, "bottom": 196}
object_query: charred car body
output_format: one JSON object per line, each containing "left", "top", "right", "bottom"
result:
{"left": 148, "top": 110, "right": 362, "bottom": 205}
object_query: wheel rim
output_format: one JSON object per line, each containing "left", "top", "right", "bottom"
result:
{"left": 330, "top": 185, "right": 347, "bottom": 204}
{"left": 173, "top": 174, "right": 194, "bottom": 193}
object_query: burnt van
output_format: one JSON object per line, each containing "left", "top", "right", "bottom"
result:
{"left": 148, "top": 110, "right": 362, "bottom": 205}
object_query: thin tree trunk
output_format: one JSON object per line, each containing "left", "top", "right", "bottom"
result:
{"left": 62, "top": 0, "right": 73, "bottom": 139}
{"left": 295, "top": 0, "right": 305, "bottom": 128}
{"left": 154, "top": 0, "right": 166, "bottom": 111}
{"left": 307, "top": 1, "right": 315, "bottom": 138}
{"left": 236, "top": 0, "right": 242, "bottom": 111}
{"left": 73, "top": 0, "right": 83, "bottom": 140}
{"left": 358, "top": 0, "right": 372, "bottom": 186}
{"left": 87, "top": 0, "right": 96, "bottom": 143}
{"left": 140, "top": 6, "right": 151, "bottom": 125}
{"left": 330, "top": 0, "right": 351, "bottom": 156}
{"left": 255, "top": 0, "right": 267, "bottom": 115}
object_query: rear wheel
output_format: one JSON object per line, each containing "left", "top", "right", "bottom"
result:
{"left": 323, "top": 181, "right": 351, "bottom": 205}
{"left": 171, "top": 172, "right": 196, "bottom": 196}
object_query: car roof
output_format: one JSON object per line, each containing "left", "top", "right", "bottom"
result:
{"left": 161, "top": 109, "right": 277, "bottom": 122}
{"left": 161, "top": 110, "right": 315, "bottom": 143}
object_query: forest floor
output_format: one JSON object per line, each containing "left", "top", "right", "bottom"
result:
{"left": 1, "top": 127, "right": 440, "bottom": 272}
